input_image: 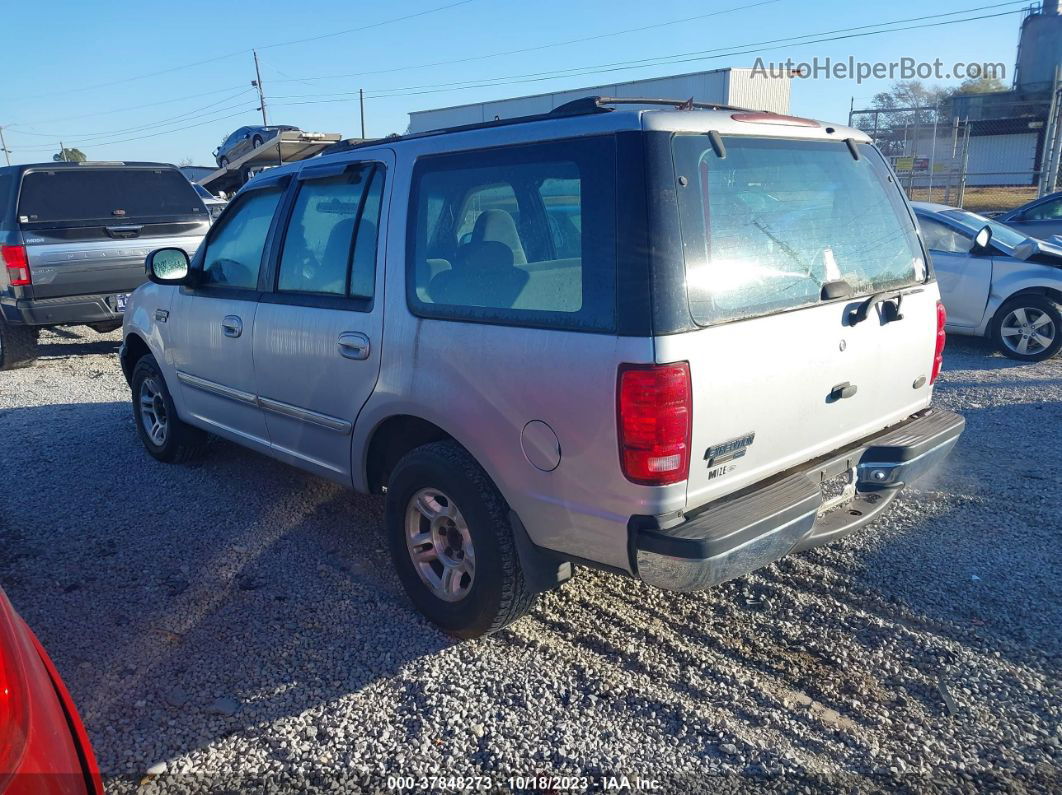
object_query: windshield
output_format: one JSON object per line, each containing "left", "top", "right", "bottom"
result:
{"left": 941, "top": 209, "right": 1028, "bottom": 251}
{"left": 672, "top": 135, "right": 926, "bottom": 326}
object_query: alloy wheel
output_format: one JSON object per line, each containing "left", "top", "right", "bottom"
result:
{"left": 999, "top": 306, "right": 1056, "bottom": 356}
{"left": 404, "top": 488, "right": 475, "bottom": 602}
{"left": 139, "top": 377, "right": 169, "bottom": 447}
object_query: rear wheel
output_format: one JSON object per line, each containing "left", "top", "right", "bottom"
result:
{"left": 0, "top": 319, "right": 39, "bottom": 370}
{"left": 990, "top": 295, "right": 1062, "bottom": 362}
{"left": 218, "top": 156, "right": 229, "bottom": 169}
{"left": 385, "top": 441, "right": 536, "bottom": 638}
{"left": 131, "top": 355, "right": 208, "bottom": 463}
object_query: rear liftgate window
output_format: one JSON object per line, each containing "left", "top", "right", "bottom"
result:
{"left": 672, "top": 135, "right": 926, "bottom": 326}
{"left": 18, "top": 168, "right": 205, "bottom": 223}
{"left": 408, "top": 137, "right": 617, "bottom": 332}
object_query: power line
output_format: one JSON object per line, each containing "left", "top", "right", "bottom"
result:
{"left": 5, "top": 1, "right": 1027, "bottom": 156}
{"left": 14, "top": 105, "right": 259, "bottom": 153}
{"left": 268, "top": 0, "right": 786, "bottom": 85}
{"left": 265, "top": 3, "right": 1028, "bottom": 106}
{"left": 6, "top": 84, "right": 250, "bottom": 129}
{"left": 255, "top": 0, "right": 475, "bottom": 52}
{"left": 7, "top": 89, "right": 254, "bottom": 142}
{"left": 3, "top": 1, "right": 478, "bottom": 102}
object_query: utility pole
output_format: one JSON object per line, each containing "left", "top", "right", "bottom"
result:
{"left": 0, "top": 127, "right": 10, "bottom": 166}
{"left": 359, "top": 89, "right": 365, "bottom": 139}
{"left": 252, "top": 50, "right": 269, "bottom": 126}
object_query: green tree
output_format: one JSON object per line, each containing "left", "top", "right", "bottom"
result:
{"left": 869, "top": 80, "right": 953, "bottom": 127}
{"left": 53, "top": 147, "right": 86, "bottom": 162}
{"left": 954, "top": 76, "right": 1007, "bottom": 95}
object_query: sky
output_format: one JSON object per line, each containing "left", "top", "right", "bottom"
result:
{"left": 0, "top": 0, "right": 1035, "bottom": 167}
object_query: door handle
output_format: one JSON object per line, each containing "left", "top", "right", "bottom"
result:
{"left": 221, "top": 315, "right": 243, "bottom": 338}
{"left": 337, "top": 332, "right": 370, "bottom": 360}
{"left": 828, "top": 381, "right": 858, "bottom": 402}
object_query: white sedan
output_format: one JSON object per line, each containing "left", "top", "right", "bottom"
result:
{"left": 913, "top": 202, "right": 1062, "bottom": 361}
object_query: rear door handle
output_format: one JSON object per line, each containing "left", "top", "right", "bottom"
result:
{"left": 338, "top": 332, "right": 370, "bottom": 360}
{"left": 221, "top": 315, "right": 243, "bottom": 338}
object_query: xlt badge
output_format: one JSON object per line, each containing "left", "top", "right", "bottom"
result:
{"left": 704, "top": 432, "right": 756, "bottom": 467}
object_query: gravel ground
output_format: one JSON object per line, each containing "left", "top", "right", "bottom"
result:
{"left": 0, "top": 327, "right": 1059, "bottom": 793}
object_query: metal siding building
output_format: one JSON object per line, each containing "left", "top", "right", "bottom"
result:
{"left": 407, "top": 68, "right": 792, "bottom": 133}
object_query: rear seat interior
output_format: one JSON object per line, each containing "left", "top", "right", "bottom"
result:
{"left": 421, "top": 208, "right": 582, "bottom": 312}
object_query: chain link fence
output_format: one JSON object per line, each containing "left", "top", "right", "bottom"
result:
{"left": 851, "top": 98, "right": 1061, "bottom": 213}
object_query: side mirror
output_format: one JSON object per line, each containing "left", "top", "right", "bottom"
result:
{"left": 970, "top": 225, "right": 993, "bottom": 255}
{"left": 146, "top": 248, "right": 191, "bottom": 284}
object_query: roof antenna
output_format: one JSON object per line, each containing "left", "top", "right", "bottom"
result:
{"left": 677, "top": 97, "right": 695, "bottom": 111}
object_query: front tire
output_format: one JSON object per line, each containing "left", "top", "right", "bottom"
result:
{"left": 0, "top": 319, "right": 39, "bottom": 370}
{"left": 990, "top": 295, "right": 1062, "bottom": 362}
{"left": 218, "top": 156, "right": 229, "bottom": 169}
{"left": 252, "top": 135, "right": 263, "bottom": 148}
{"left": 131, "top": 355, "right": 208, "bottom": 463}
{"left": 385, "top": 441, "right": 536, "bottom": 638}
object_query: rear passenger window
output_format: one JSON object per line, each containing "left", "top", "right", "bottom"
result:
{"left": 408, "top": 137, "right": 616, "bottom": 331}
{"left": 350, "top": 167, "right": 384, "bottom": 299}
{"left": 200, "top": 186, "right": 282, "bottom": 289}
{"left": 278, "top": 166, "right": 377, "bottom": 296}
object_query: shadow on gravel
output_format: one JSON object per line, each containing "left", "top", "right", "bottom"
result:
{"left": 854, "top": 398, "right": 1062, "bottom": 661}
{"left": 0, "top": 400, "right": 449, "bottom": 782}
{"left": 35, "top": 338, "right": 121, "bottom": 359}
{"left": 941, "top": 335, "right": 1056, "bottom": 370}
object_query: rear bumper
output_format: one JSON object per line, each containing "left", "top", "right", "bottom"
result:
{"left": 634, "top": 408, "right": 965, "bottom": 592}
{"left": 2, "top": 294, "right": 127, "bottom": 327}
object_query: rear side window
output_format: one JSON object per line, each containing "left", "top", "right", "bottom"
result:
{"left": 277, "top": 165, "right": 383, "bottom": 297}
{"left": 200, "top": 187, "right": 282, "bottom": 289}
{"left": 672, "top": 136, "right": 925, "bottom": 326}
{"left": 350, "top": 167, "right": 384, "bottom": 299}
{"left": 17, "top": 168, "right": 205, "bottom": 224}
{"left": 1024, "top": 197, "right": 1062, "bottom": 220}
{"left": 408, "top": 137, "right": 616, "bottom": 331}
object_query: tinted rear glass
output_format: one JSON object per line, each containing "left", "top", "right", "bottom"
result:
{"left": 18, "top": 168, "right": 205, "bottom": 224}
{"left": 672, "top": 136, "right": 926, "bottom": 326}
{"left": 407, "top": 136, "right": 617, "bottom": 332}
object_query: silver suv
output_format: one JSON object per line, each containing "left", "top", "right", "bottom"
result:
{"left": 121, "top": 98, "right": 964, "bottom": 638}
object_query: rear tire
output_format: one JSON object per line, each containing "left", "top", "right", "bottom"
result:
{"left": 0, "top": 319, "right": 39, "bottom": 370}
{"left": 990, "top": 295, "right": 1062, "bottom": 362}
{"left": 131, "top": 354, "right": 208, "bottom": 463}
{"left": 385, "top": 441, "right": 537, "bottom": 638}
{"left": 218, "top": 156, "right": 229, "bottom": 169}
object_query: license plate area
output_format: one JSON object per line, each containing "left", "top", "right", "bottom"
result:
{"left": 112, "top": 293, "right": 131, "bottom": 312}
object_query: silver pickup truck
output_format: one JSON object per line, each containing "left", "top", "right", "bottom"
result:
{"left": 120, "top": 98, "right": 965, "bottom": 638}
{"left": 0, "top": 161, "right": 209, "bottom": 369}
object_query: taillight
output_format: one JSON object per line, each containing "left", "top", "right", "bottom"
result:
{"left": 931, "top": 300, "right": 947, "bottom": 384}
{"left": 2, "top": 245, "right": 31, "bottom": 286}
{"left": 617, "top": 362, "right": 692, "bottom": 486}
{"left": 0, "top": 592, "right": 30, "bottom": 788}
